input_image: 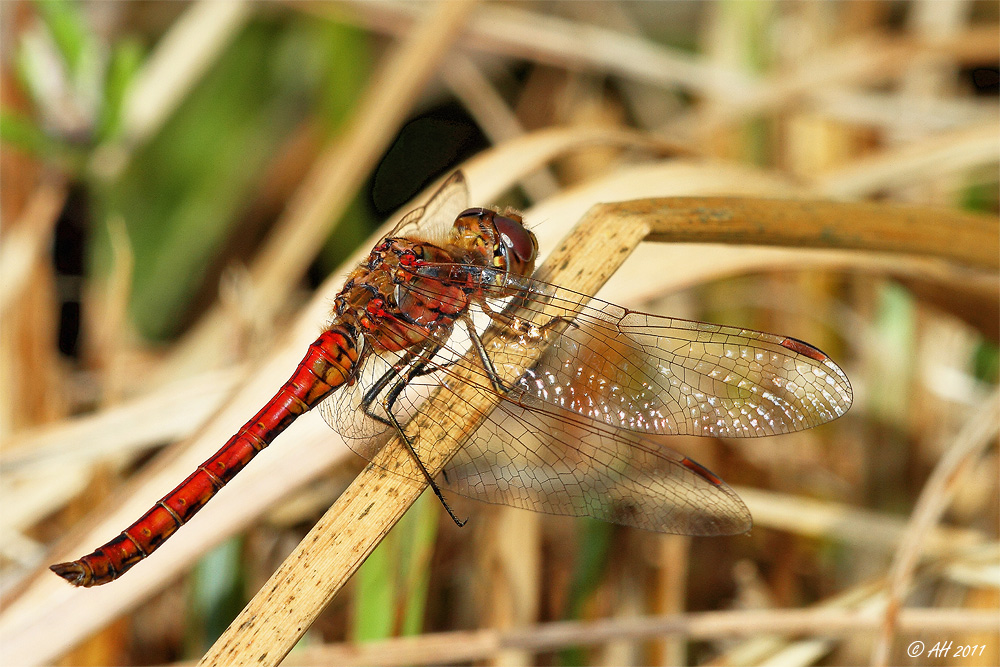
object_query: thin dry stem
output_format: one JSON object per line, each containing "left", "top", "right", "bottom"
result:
{"left": 317, "top": 1, "right": 756, "bottom": 100}
{"left": 624, "top": 196, "right": 998, "bottom": 271}
{"left": 121, "top": 0, "right": 250, "bottom": 147}
{"left": 441, "top": 55, "right": 561, "bottom": 202}
{"left": 813, "top": 122, "right": 1000, "bottom": 199}
{"left": 330, "top": 2, "right": 997, "bottom": 144}
{"left": 0, "top": 176, "right": 67, "bottom": 316}
{"left": 735, "top": 487, "right": 988, "bottom": 557}
{"left": 871, "top": 389, "right": 1000, "bottom": 667}
{"left": 281, "top": 608, "right": 1000, "bottom": 667}
{"left": 89, "top": 0, "right": 251, "bottom": 181}
{"left": 0, "top": 368, "right": 242, "bottom": 531}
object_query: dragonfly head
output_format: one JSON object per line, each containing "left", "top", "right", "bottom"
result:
{"left": 454, "top": 208, "right": 538, "bottom": 278}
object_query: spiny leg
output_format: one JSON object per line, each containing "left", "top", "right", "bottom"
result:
{"left": 372, "top": 345, "right": 469, "bottom": 528}
{"left": 461, "top": 310, "right": 578, "bottom": 400}
{"left": 477, "top": 295, "right": 579, "bottom": 341}
{"left": 360, "top": 348, "right": 457, "bottom": 427}
{"left": 462, "top": 316, "right": 507, "bottom": 395}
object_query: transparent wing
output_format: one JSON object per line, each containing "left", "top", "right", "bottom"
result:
{"left": 411, "top": 264, "right": 854, "bottom": 438}
{"left": 318, "top": 256, "right": 849, "bottom": 535}
{"left": 318, "top": 335, "right": 457, "bottom": 461}
{"left": 319, "top": 320, "right": 750, "bottom": 535}
{"left": 437, "top": 389, "right": 751, "bottom": 535}
{"left": 318, "top": 347, "right": 398, "bottom": 460}
{"left": 388, "top": 171, "right": 470, "bottom": 243}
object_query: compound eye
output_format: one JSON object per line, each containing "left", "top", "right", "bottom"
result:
{"left": 457, "top": 207, "right": 490, "bottom": 220}
{"left": 493, "top": 213, "right": 537, "bottom": 265}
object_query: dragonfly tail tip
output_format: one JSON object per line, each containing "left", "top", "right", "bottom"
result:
{"left": 49, "top": 560, "right": 90, "bottom": 587}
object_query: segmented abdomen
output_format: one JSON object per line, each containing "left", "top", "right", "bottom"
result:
{"left": 50, "top": 327, "right": 359, "bottom": 587}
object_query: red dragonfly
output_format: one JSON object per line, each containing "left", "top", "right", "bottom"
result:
{"left": 52, "top": 172, "right": 852, "bottom": 587}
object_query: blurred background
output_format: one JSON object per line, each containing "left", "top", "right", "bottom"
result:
{"left": 1, "top": 1, "right": 997, "bottom": 665}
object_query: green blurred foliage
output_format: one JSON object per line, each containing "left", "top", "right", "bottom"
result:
{"left": 973, "top": 342, "right": 999, "bottom": 384}
{"left": 352, "top": 490, "right": 439, "bottom": 641}
{"left": 96, "top": 38, "right": 143, "bottom": 142}
{"left": 0, "top": 110, "right": 79, "bottom": 164}
{"left": 4, "top": 0, "right": 123, "bottom": 165}
{"left": 559, "top": 518, "right": 614, "bottom": 666}
{"left": 2, "top": 3, "right": 373, "bottom": 341}
{"left": 90, "top": 18, "right": 371, "bottom": 339}
{"left": 33, "top": 0, "right": 90, "bottom": 77}
{"left": 186, "top": 537, "right": 246, "bottom": 656}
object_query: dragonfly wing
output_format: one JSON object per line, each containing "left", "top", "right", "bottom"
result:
{"left": 507, "top": 306, "right": 853, "bottom": 438}
{"left": 318, "top": 300, "right": 749, "bottom": 534}
{"left": 389, "top": 171, "right": 470, "bottom": 243}
{"left": 436, "top": 385, "right": 751, "bottom": 535}
{"left": 318, "top": 349, "right": 396, "bottom": 461}
{"left": 412, "top": 266, "right": 853, "bottom": 438}
{"left": 318, "top": 331, "right": 461, "bottom": 465}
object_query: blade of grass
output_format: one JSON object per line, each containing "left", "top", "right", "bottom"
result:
{"left": 398, "top": 490, "right": 439, "bottom": 637}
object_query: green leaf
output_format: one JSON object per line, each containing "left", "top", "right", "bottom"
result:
{"left": 186, "top": 537, "right": 246, "bottom": 656}
{"left": 33, "top": 0, "right": 90, "bottom": 76}
{"left": 352, "top": 520, "right": 399, "bottom": 641}
{"left": 91, "top": 21, "right": 295, "bottom": 339}
{"left": 352, "top": 490, "right": 439, "bottom": 641}
{"left": 96, "top": 38, "right": 143, "bottom": 143}
{"left": 398, "top": 490, "right": 439, "bottom": 637}
{"left": 0, "top": 109, "right": 84, "bottom": 170}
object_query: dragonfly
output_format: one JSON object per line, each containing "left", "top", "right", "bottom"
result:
{"left": 51, "top": 171, "right": 852, "bottom": 587}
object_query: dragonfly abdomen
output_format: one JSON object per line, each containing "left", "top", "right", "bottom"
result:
{"left": 50, "top": 326, "right": 359, "bottom": 587}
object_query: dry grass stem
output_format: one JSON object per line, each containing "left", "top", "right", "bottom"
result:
{"left": 0, "top": 176, "right": 67, "bottom": 315}
{"left": 281, "top": 608, "right": 999, "bottom": 667}
{"left": 872, "top": 389, "right": 1000, "bottom": 666}
{"left": 813, "top": 122, "right": 1000, "bottom": 199}
{"left": 624, "top": 196, "right": 997, "bottom": 271}
{"left": 441, "top": 55, "right": 561, "bottom": 201}
{"left": 333, "top": 3, "right": 997, "bottom": 114}
{"left": 249, "top": 0, "right": 476, "bottom": 306}
{"left": 121, "top": 0, "right": 250, "bottom": 147}
{"left": 323, "top": 1, "right": 754, "bottom": 100}
{"left": 0, "top": 368, "right": 242, "bottom": 532}
{"left": 735, "top": 487, "right": 988, "bottom": 557}
{"left": 811, "top": 89, "right": 996, "bottom": 133}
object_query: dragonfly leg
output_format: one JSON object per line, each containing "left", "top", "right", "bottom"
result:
{"left": 462, "top": 312, "right": 577, "bottom": 399}
{"left": 382, "top": 378, "right": 469, "bottom": 528}
{"left": 478, "top": 296, "right": 579, "bottom": 342}
{"left": 361, "top": 344, "right": 466, "bottom": 526}
{"left": 359, "top": 359, "right": 405, "bottom": 428}
{"left": 360, "top": 347, "right": 455, "bottom": 427}
{"left": 462, "top": 316, "right": 508, "bottom": 396}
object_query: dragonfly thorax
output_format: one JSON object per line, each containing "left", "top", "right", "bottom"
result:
{"left": 334, "top": 237, "right": 472, "bottom": 353}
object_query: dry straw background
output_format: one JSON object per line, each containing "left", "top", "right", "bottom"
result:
{"left": 1, "top": 1, "right": 998, "bottom": 666}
